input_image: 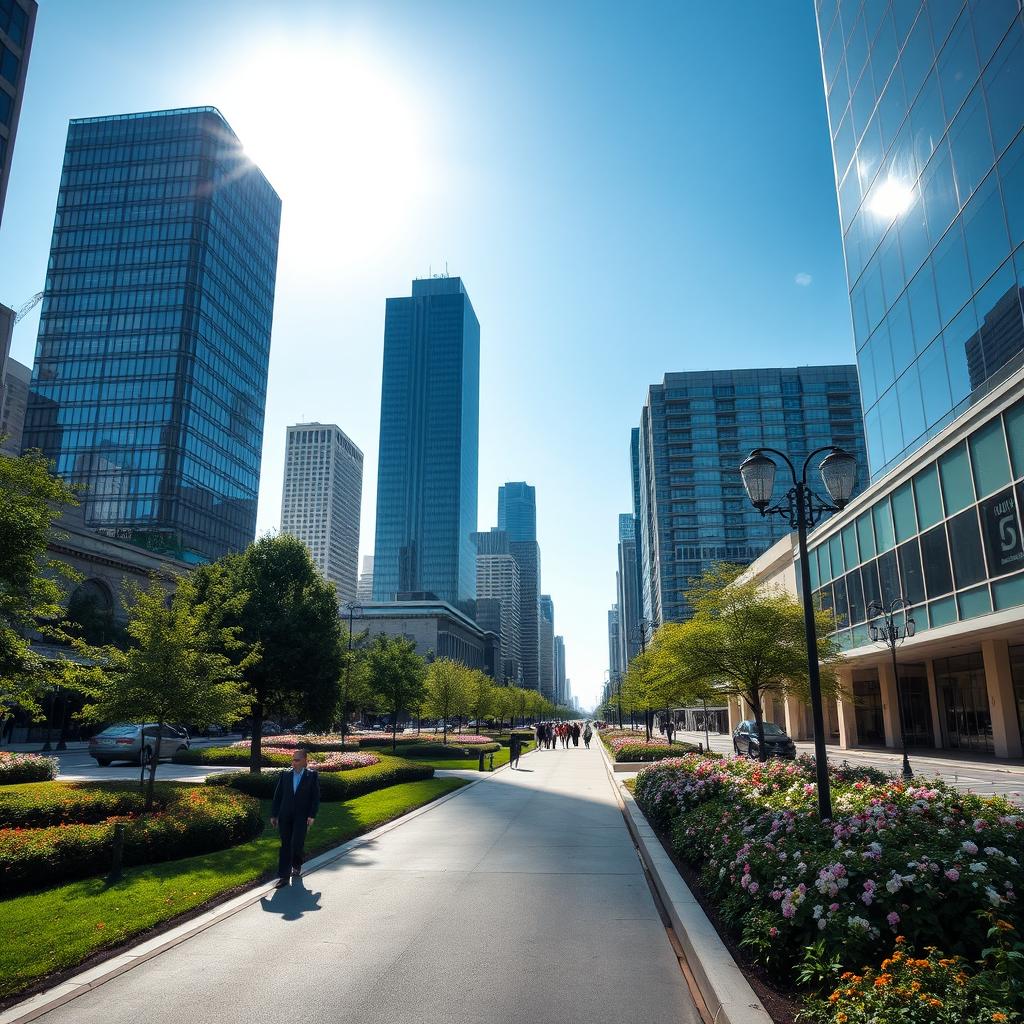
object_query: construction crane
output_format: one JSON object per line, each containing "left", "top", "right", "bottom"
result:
{"left": 13, "top": 291, "right": 43, "bottom": 323}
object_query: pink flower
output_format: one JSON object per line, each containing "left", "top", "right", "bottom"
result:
{"left": 945, "top": 868, "right": 960, "bottom": 881}
{"left": 769, "top": 927, "right": 778, "bottom": 937}
{"left": 887, "top": 911, "right": 900, "bottom": 928}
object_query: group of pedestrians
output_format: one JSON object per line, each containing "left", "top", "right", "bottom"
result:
{"left": 534, "top": 721, "right": 593, "bottom": 750}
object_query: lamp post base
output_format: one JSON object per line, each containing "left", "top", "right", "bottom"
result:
{"left": 902, "top": 752, "right": 913, "bottom": 780}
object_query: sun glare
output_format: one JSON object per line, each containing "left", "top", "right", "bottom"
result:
{"left": 211, "top": 36, "right": 433, "bottom": 270}
{"left": 867, "top": 176, "right": 914, "bottom": 222}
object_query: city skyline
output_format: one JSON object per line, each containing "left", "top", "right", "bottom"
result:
{"left": 2, "top": 0, "right": 865, "bottom": 708}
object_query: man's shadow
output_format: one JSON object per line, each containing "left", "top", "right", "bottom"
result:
{"left": 259, "top": 876, "right": 323, "bottom": 921}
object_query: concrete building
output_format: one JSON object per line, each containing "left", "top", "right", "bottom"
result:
{"left": 616, "top": 512, "right": 641, "bottom": 673}
{"left": 356, "top": 555, "right": 374, "bottom": 603}
{"left": 350, "top": 599, "right": 499, "bottom": 677}
{"left": 280, "top": 423, "right": 363, "bottom": 605}
{"left": 0, "top": 0, "right": 36, "bottom": 227}
{"left": 1, "top": 353, "right": 28, "bottom": 456}
{"left": 554, "top": 634, "right": 566, "bottom": 705}
{"left": 608, "top": 603, "right": 622, "bottom": 686}
{"left": 539, "top": 594, "right": 555, "bottom": 702}
{"left": 473, "top": 528, "right": 521, "bottom": 683}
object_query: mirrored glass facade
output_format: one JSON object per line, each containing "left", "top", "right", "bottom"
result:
{"left": 23, "top": 107, "right": 281, "bottom": 562}
{"left": 0, "top": 0, "right": 36, "bottom": 227}
{"left": 372, "top": 277, "right": 479, "bottom": 609}
{"left": 815, "top": 0, "right": 1024, "bottom": 481}
{"left": 636, "top": 366, "right": 866, "bottom": 624}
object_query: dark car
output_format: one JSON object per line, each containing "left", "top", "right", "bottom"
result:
{"left": 732, "top": 720, "right": 796, "bottom": 759}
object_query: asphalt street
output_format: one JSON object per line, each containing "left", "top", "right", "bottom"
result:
{"left": 27, "top": 743, "right": 701, "bottom": 1024}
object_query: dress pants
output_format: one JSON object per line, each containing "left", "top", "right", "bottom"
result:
{"left": 277, "top": 814, "right": 308, "bottom": 879}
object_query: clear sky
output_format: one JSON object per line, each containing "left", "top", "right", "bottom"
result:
{"left": 1, "top": 0, "right": 858, "bottom": 711}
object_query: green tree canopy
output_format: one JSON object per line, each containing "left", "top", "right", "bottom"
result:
{"left": 365, "top": 634, "right": 426, "bottom": 752}
{"left": 422, "top": 658, "right": 469, "bottom": 743}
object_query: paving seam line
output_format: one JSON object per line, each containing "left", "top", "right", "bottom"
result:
{"left": 596, "top": 741, "right": 772, "bottom": 1024}
{"left": 0, "top": 771, "right": 487, "bottom": 1024}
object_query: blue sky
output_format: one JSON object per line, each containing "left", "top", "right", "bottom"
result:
{"left": 1, "top": 0, "right": 857, "bottom": 710}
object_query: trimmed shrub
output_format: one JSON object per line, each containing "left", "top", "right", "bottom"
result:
{"left": 0, "top": 752, "right": 58, "bottom": 785}
{"left": 206, "top": 754, "right": 434, "bottom": 801}
{"left": 0, "top": 782, "right": 145, "bottom": 827}
{"left": 614, "top": 742, "right": 699, "bottom": 763}
{"left": 230, "top": 735, "right": 360, "bottom": 752}
{"left": 357, "top": 732, "right": 494, "bottom": 748}
{"left": 0, "top": 784, "right": 262, "bottom": 896}
{"left": 174, "top": 746, "right": 379, "bottom": 770}
{"left": 401, "top": 742, "right": 501, "bottom": 759}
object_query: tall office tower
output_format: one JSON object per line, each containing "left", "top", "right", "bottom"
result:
{"left": 356, "top": 555, "right": 375, "bottom": 602}
{"left": 280, "top": 423, "right": 363, "bottom": 604}
{"left": 815, "top": 0, "right": 1024, "bottom": 482}
{"left": 607, "top": 604, "right": 622, "bottom": 684}
{"left": 373, "top": 277, "right": 479, "bottom": 608}
{"left": 498, "top": 481, "right": 537, "bottom": 541}
{"left": 473, "top": 528, "right": 521, "bottom": 682}
{"left": 553, "top": 634, "right": 566, "bottom": 705}
{"left": 22, "top": 107, "right": 281, "bottom": 562}
{"left": 630, "top": 427, "right": 650, "bottom": 622}
{"left": 616, "top": 511, "right": 641, "bottom": 672}
{"left": 636, "top": 366, "right": 866, "bottom": 625}
{"left": 0, "top": 0, "right": 36, "bottom": 226}
{"left": 538, "top": 594, "right": 555, "bottom": 702}
{"left": 1, "top": 355, "right": 29, "bottom": 454}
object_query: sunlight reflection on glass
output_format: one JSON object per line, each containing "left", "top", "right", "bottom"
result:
{"left": 867, "top": 176, "right": 914, "bottom": 222}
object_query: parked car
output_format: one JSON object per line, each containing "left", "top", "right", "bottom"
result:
{"left": 732, "top": 720, "right": 796, "bottom": 759}
{"left": 89, "top": 723, "right": 190, "bottom": 767}
{"left": 261, "top": 720, "right": 282, "bottom": 736}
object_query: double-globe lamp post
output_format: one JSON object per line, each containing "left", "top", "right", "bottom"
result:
{"left": 868, "top": 597, "right": 916, "bottom": 780}
{"left": 739, "top": 445, "right": 858, "bottom": 821}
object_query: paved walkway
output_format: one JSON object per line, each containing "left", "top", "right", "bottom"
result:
{"left": 30, "top": 744, "right": 700, "bottom": 1024}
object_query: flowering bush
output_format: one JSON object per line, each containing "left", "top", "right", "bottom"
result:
{"left": 357, "top": 732, "right": 495, "bottom": 747}
{"left": 0, "top": 751, "right": 58, "bottom": 785}
{"left": 309, "top": 751, "right": 380, "bottom": 772}
{"left": 0, "top": 783, "right": 262, "bottom": 896}
{"left": 226, "top": 735, "right": 359, "bottom": 751}
{"left": 0, "top": 781, "right": 144, "bottom": 827}
{"left": 633, "top": 754, "right": 1024, "bottom": 981}
{"left": 612, "top": 741, "right": 699, "bottom": 763}
{"left": 801, "top": 938, "right": 1013, "bottom": 1023}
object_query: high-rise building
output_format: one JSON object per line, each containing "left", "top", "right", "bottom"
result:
{"left": 538, "top": 594, "right": 555, "bottom": 702}
{"left": 22, "top": 107, "right": 281, "bottom": 562}
{"left": 473, "top": 528, "right": 521, "bottom": 683}
{"left": 616, "top": 511, "right": 641, "bottom": 672}
{"left": 1, "top": 355, "right": 29, "bottom": 455}
{"left": 356, "top": 555, "right": 375, "bottom": 603}
{"left": 280, "top": 423, "right": 363, "bottom": 604}
{"left": 636, "top": 366, "right": 866, "bottom": 625}
{"left": 498, "top": 481, "right": 537, "bottom": 542}
{"left": 607, "top": 604, "right": 622, "bottom": 685}
{"left": 553, "top": 634, "right": 566, "bottom": 706}
{"left": 510, "top": 538, "right": 541, "bottom": 690}
{"left": 0, "top": 0, "right": 36, "bottom": 227}
{"left": 372, "top": 277, "right": 479, "bottom": 609}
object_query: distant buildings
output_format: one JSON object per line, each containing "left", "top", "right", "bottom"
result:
{"left": 498, "top": 482, "right": 542, "bottom": 690}
{"left": 356, "top": 555, "right": 375, "bottom": 603}
{"left": 0, "top": 0, "right": 36, "bottom": 227}
{"left": 615, "top": 511, "right": 641, "bottom": 673}
{"left": 372, "top": 277, "right": 479, "bottom": 609}
{"left": 23, "top": 106, "right": 281, "bottom": 562}
{"left": 473, "top": 528, "right": 521, "bottom": 683}
{"left": 280, "top": 423, "right": 363, "bottom": 604}
{"left": 607, "top": 604, "right": 622, "bottom": 685}
{"left": 538, "top": 594, "right": 555, "bottom": 702}
{"left": 0, "top": 354, "right": 29, "bottom": 455}
{"left": 498, "top": 481, "right": 537, "bottom": 542}
{"left": 554, "top": 634, "right": 566, "bottom": 705}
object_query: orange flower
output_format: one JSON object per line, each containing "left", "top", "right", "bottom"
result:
{"left": 992, "top": 1013, "right": 1008, "bottom": 1022}
{"left": 928, "top": 998, "right": 943, "bottom": 1008}
{"left": 894, "top": 936, "right": 906, "bottom": 945}
{"left": 995, "top": 920, "right": 1015, "bottom": 933}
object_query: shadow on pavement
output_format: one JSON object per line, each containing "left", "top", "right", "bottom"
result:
{"left": 259, "top": 877, "right": 322, "bottom": 920}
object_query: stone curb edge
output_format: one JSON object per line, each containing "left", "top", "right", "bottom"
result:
{"left": 596, "top": 740, "right": 773, "bottom": 1024}
{"left": 0, "top": 771, "right": 487, "bottom": 1024}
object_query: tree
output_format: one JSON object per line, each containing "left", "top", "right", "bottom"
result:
{"left": 365, "top": 634, "right": 426, "bottom": 752}
{"left": 191, "top": 534, "right": 343, "bottom": 772}
{"left": 0, "top": 449, "right": 79, "bottom": 723}
{"left": 466, "top": 669, "right": 494, "bottom": 727}
{"left": 490, "top": 684, "right": 513, "bottom": 731}
{"left": 337, "top": 625, "right": 373, "bottom": 741}
{"left": 422, "top": 658, "right": 469, "bottom": 743}
{"left": 655, "top": 564, "right": 843, "bottom": 762}
{"left": 72, "top": 577, "right": 247, "bottom": 808}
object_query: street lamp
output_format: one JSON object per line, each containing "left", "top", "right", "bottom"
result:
{"left": 867, "top": 597, "right": 916, "bottom": 780}
{"left": 340, "top": 601, "right": 362, "bottom": 744}
{"left": 739, "top": 445, "right": 858, "bottom": 820}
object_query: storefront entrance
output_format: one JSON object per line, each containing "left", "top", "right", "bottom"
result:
{"left": 853, "top": 672, "right": 885, "bottom": 745}
{"left": 896, "top": 663, "right": 934, "bottom": 748}
{"left": 934, "top": 652, "right": 994, "bottom": 754}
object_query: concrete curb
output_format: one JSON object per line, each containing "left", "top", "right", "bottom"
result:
{"left": 0, "top": 774, "right": 483, "bottom": 1024}
{"left": 596, "top": 740, "right": 772, "bottom": 1024}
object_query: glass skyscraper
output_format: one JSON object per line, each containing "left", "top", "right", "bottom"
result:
{"left": 23, "top": 107, "right": 281, "bottom": 562}
{"left": 635, "top": 366, "right": 866, "bottom": 624}
{"left": 815, "top": 0, "right": 1024, "bottom": 481}
{"left": 372, "top": 276, "right": 480, "bottom": 608}
{"left": 498, "top": 481, "right": 537, "bottom": 542}
{"left": 0, "top": 0, "right": 36, "bottom": 228}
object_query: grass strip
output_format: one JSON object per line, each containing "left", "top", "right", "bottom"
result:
{"left": 400, "top": 741, "right": 537, "bottom": 771}
{"left": 0, "top": 777, "right": 467, "bottom": 1000}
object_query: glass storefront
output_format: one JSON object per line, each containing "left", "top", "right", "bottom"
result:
{"left": 934, "top": 651, "right": 994, "bottom": 752}
{"left": 896, "top": 662, "right": 935, "bottom": 746}
{"left": 854, "top": 673, "right": 886, "bottom": 744}
{"left": 1012, "top": 643, "right": 1024, "bottom": 738}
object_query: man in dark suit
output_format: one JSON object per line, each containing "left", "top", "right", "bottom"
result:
{"left": 270, "top": 747, "right": 320, "bottom": 886}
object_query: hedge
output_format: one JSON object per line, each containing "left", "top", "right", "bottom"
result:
{"left": 173, "top": 746, "right": 375, "bottom": 770}
{"left": 205, "top": 754, "right": 434, "bottom": 801}
{"left": 0, "top": 782, "right": 145, "bottom": 827}
{"left": 401, "top": 742, "right": 502, "bottom": 759}
{"left": 614, "top": 741, "right": 699, "bottom": 763}
{"left": 0, "top": 784, "right": 262, "bottom": 897}
{"left": 0, "top": 752, "right": 57, "bottom": 785}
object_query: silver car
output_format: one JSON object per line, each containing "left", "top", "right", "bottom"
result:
{"left": 89, "top": 723, "right": 190, "bottom": 766}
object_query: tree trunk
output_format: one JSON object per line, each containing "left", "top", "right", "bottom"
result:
{"left": 391, "top": 691, "right": 398, "bottom": 754}
{"left": 250, "top": 702, "right": 264, "bottom": 774}
{"left": 144, "top": 721, "right": 162, "bottom": 811}
{"left": 751, "top": 694, "right": 768, "bottom": 763}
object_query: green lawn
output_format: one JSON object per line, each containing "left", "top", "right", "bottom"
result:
{"left": 0, "top": 778, "right": 467, "bottom": 1001}
{"left": 398, "top": 741, "right": 536, "bottom": 771}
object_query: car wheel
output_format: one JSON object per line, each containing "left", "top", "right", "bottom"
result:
{"left": 139, "top": 746, "right": 153, "bottom": 766}
{"left": 732, "top": 740, "right": 739, "bottom": 754}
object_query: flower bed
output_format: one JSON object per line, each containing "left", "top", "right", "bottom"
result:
{"left": 0, "top": 782, "right": 262, "bottom": 896}
{"left": 0, "top": 782, "right": 144, "bottom": 827}
{"left": 632, "top": 753, "right": 1024, "bottom": 1003}
{"left": 610, "top": 740, "right": 700, "bottom": 763}
{"left": 229, "top": 734, "right": 359, "bottom": 751}
{"left": 0, "top": 751, "right": 58, "bottom": 785}
{"left": 173, "top": 745, "right": 378, "bottom": 771}
{"left": 357, "top": 732, "right": 495, "bottom": 748}
{"left": 399, "top": 742, "right": 501, "bottom": 759}
{"left": 206, "top": 753, "right": 434, "bottom": 802}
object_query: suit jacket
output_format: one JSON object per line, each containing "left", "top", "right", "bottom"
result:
{"left": 271, "top": 768, "right": 320, "bottom": 820}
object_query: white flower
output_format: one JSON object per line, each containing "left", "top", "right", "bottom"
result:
{"left": 969, "top": 862, "right": 987, "bottom": 874}
{"left": 961, "top": 841, "right": 979, "bottom": 855}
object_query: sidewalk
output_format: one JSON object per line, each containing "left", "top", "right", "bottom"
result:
{"left": 19, "top": 744, "right": 701, "bottom": 1024}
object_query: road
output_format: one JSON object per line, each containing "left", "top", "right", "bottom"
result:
{"left": 27, "top": 744, "right": 700, "bottom": 1024}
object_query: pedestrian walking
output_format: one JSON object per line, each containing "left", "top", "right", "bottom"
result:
{"left": 270, "top": 747, "right": 320, "bottom": 887}
{"left": 583, "top": 722, "right": 593, "bottom": 749}
{"left": 510, "top": 732, "right": 522, "bottom": 769}
{"left": 535, "top": 722, "right": 544, "bottom": 750}
{"left": 666, "top": 719, "right": 676, "bottom": 745}
{"left": 571, "top": 722, "right": 581, "bottom": 747}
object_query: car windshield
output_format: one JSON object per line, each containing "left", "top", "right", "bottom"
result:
{"left": 761, "top": 723, "right": 786, "bottom": 736}
{"left": 97, "top": 725, "right": 138, "bottom": 737}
